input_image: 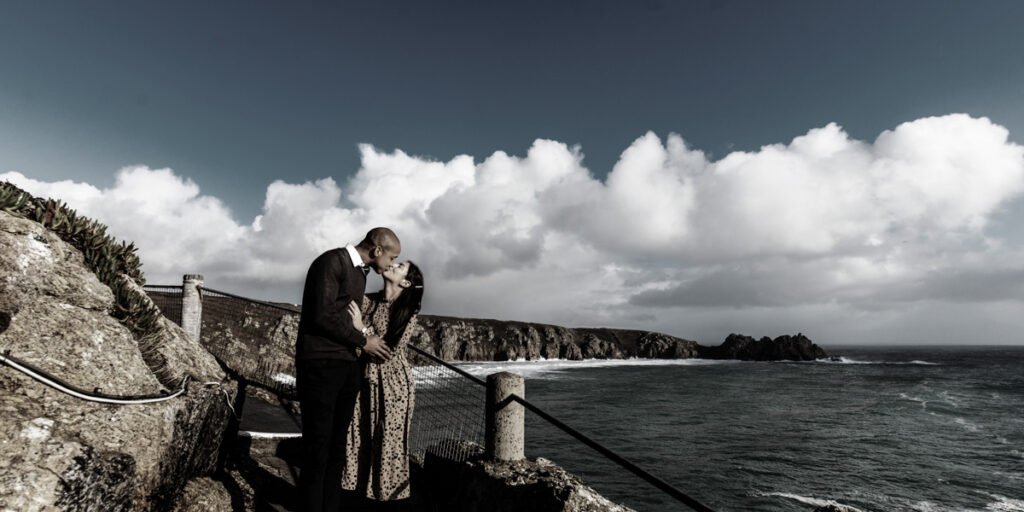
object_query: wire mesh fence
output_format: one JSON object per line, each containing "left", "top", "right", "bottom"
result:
{"left": 196, "top": 287, "right": 301, "bottom": 397}
{"left": 408, "top": 347, "right": 488, "bottom": 462}
{"left": 143, "top": 285, "right": 183, "bottom": 326}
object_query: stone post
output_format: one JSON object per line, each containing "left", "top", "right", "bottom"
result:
{"left": 182, "top": 274, "right": 204, "bottom": 343}
{"left": 485, "top": 371, "right": 525, "bottom": 461}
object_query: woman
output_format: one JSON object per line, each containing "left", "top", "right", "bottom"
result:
{"left": 341, "top": 260, "right": 424, "bottom": 504}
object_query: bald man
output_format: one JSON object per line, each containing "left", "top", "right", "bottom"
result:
{"left": 295, "top": 227, "right": 397, "bottom": 512}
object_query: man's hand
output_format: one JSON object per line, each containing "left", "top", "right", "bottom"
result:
{"left": 363, "top": 334, "right": 392, "bottom": 361}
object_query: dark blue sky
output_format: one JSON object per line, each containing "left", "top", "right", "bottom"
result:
{"left": 3, "top": 0, "right": 1023, "bottom": 221}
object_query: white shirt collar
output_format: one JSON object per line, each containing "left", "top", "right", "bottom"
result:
{"left": 344, "top": 244, "right": 365, "bottom": 268}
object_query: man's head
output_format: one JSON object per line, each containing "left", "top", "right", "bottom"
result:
{"left": 356, "top": 227, "right": 401, "bottom": 274}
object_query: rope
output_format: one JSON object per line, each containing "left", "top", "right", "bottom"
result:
{"left": 0, "top": 350, "right": 189, "bottom": 405}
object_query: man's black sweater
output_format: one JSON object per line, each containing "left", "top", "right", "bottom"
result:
{"left": 295, "top": 248, "right": 368, "bottom": 361}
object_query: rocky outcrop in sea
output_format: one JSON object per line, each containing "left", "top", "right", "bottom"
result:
{"left": 0, "top": 186, "right": 236, "bottom": 511}
{"left": 698, "top": 332, "right": 827, "bottom": 361}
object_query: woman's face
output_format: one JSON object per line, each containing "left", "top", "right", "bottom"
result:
{"left": 382, "top": 260, "right": 412, "bottom": 286}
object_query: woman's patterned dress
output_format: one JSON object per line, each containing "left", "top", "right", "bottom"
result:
{"left": 340, "top": 292, "right": 417, "bottom": 501}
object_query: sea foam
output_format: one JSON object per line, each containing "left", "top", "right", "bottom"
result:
{"left": 453, "top": 357, "right": 741, "bottom": 379}
{"left": 759, "top": 491, "right": 865, "bottom": 511}
{"left": 817, "top": 356, "right": 939, "bottom": 365}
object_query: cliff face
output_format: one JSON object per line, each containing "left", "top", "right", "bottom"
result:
{"left": 162, "top": 292, "right": 828, "bottom": 401}
{"left": 184, "top": 305, "right": 705, "bottom": 398}
{"left": 0, "top": 206, "right": 234, "bottom": 511}
{"left": 411, "top": 316, "right": 702, "bottom": 362}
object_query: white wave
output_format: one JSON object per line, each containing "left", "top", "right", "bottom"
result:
{"left": 816, "top": 356, "right": 874, "bottom": 364}
{"left": 817, "top": 356, "right": 938, "bottom": 365}
{"left": 994, "top": 471, "right": 1024, "bottom": 482}
{"left": 452, "top": 357, "right": 741, "bottom": 379}
{"left": 759, "top": 492, "right": 865, "bottom": 511}
{"left": 938, "top": 390, "right": 963, "bottom": 407}
{"left": 982, "top": 493, "right": 1024, "bottom": 512}
{"left": 899, "top": 393, "right": 930, "bottom": 408}
{"left": 954, "top": 417, "right": 982, "bottom": 432}
{"left": 911, "top": 501, "right": 944, "bottom": 512}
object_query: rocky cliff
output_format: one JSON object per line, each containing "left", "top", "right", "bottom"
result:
{"left": 698, "top": 332, "right": 827, "bottom": 361}
{"left": 171, "top": 292, "right": 823, "bottom": 403}
{"left": 181, "top": 304, "right": 707, "bottom": 399}
{"left": 0, "top": 184, "right": 236, "bottom": 511}
{"left": 410, "top": 315, "right": 703, "bottom": 362}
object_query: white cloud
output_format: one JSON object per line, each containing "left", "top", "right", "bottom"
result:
{"left": 4, "top": 114, "right": 1024, "bottom": 344}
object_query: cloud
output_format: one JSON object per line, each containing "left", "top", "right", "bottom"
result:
{"left": 4, "top": 113, "right": 1024, "bottom": 344}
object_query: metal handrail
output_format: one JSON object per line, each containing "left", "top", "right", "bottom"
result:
{"left": 0, "top": 350, "right": 190, "bottom": 405}
{"left": 509, "top": 392, "right": 715, "bottom": 512}
{"left": 198, "top": 286, "right": 302, "bottom": 314}
{"left": 408, "top": 345, "right": 487, "bottom": 387}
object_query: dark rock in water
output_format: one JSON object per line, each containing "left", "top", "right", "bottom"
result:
{"left": 699, "top": 332, "right": 827, "bottom": 361}
{"left": 0, "top": 210, "right": 235, "bottom": 510}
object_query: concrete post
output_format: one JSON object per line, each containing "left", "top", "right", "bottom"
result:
{"left": 485, "top": 371, "right": 525, "bottom": 461}
{"left": 181, "top": 274, "right": 204, "bottom": 342}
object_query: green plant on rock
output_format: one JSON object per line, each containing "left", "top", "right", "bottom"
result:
{"left": 1, "top": 180, "right": 176, "bottom": 386}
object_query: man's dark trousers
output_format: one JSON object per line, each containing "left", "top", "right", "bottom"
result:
{"left": 297, "top": 359, "right": 361, "bottom": 512}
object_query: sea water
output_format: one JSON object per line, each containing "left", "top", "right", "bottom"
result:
{"left": 458, "top": 347, "right": 1024, "bottom": 512}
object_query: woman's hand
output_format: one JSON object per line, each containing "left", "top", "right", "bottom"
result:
{"left": 348, "top": 301, "right": 365, "bottom": 332}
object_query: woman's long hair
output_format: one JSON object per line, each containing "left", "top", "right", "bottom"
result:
{"left": 384, "top": 261, "right": 424, "bottom": 347}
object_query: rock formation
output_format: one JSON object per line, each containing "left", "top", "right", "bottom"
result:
{"left": 168, "top": 304, "right": 705, "bottom": 399}
{"left": 698, "top": 332, "right": 827, "bottom": 361}
{"left": 146, "top": 288, "right": 827, "bottom": 402}
{"left": 414, "top": 446, "right": 635, "bottom": 512}
{"left": 0, "top": 185, "right": 236, "bottom": 511}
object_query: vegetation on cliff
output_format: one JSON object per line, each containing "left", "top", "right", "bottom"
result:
{"left": 0, "top": 181, "right": 174, "bottom": 384}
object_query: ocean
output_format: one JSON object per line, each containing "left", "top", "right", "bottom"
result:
{"left": 458, "top": 346, "right": 1024, "bottom": 512}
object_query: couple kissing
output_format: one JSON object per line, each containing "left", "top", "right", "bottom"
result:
{"left": 294, "top": 227, "right": 425, "bottom": 512}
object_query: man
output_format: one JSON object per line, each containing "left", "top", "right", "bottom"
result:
{"left": 295, "top": 227, "right": 397, "bottom": 512}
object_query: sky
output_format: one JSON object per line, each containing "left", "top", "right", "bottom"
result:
{"left": 3, "top": 1, "right": 1024, "bottom": 346}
